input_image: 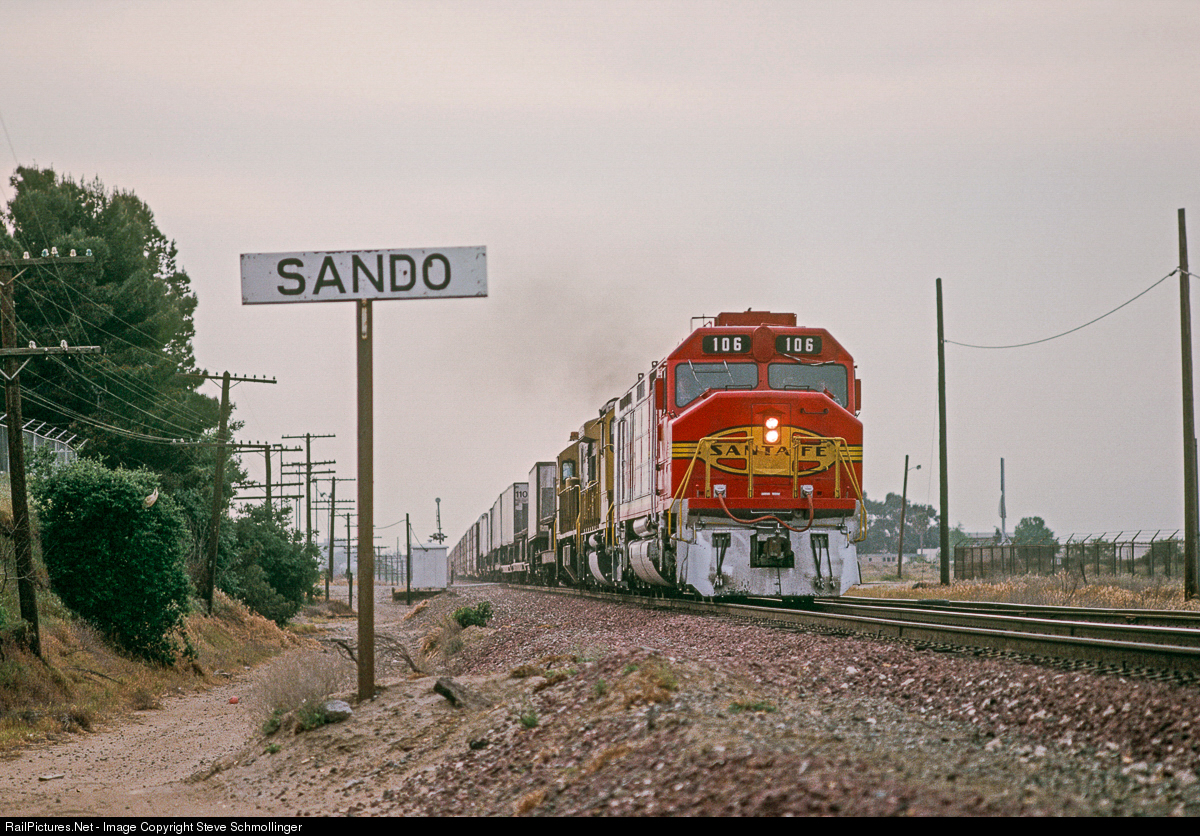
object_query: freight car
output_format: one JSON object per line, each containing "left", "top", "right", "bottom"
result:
{"left": 451, "top": 310, "right": 864, "bottom": 600}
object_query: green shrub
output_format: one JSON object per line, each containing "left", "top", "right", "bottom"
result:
{"left": 453, "top": 601, "right": 493, "bottom": 628}
{"left": 34, "top": 459, "right": 192, "bottom": 664}
{"left": 224, "top": 504, "right": 320, "bottom": 626}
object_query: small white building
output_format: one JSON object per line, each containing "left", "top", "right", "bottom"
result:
{"left": 408, "top": 542, "right": 449, "bottom": 590}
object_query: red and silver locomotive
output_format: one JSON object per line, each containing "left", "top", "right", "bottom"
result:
{"left": 452, "top": 310, "right": 865, "bottom": 599}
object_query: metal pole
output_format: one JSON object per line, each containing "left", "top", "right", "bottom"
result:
{"left": 356, "top": 300, "right": 375, "bottom": 699}
{"left": 406, "top": 513, "right": 412, "bottom": 605}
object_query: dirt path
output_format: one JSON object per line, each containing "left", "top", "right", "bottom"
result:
{"left": 0, "top": 581, "right": 406, "bottom": 818}
{"left": 0, "top": 670, "right": 261, "bottom": 816}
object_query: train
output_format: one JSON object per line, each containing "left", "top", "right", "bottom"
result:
{"left": 450, "top": 310, "right": 865, "bottom": 601}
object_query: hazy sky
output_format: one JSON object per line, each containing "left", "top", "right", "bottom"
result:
{"left": 2, "top": 0, "right": 1199, "bottom": 547}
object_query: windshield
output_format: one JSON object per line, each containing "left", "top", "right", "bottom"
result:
{"left": 768, "top": 363, "right": 848, "bottom": 406}
{"left": 675, "top": 362, "right": 758, "bottom": 407}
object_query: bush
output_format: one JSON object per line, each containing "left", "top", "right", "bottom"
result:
{"left": 224, "top": 504, "right": 320, "bottom": 626}
{"left": 35, "top": 459, "right": 192, "bottom": 664}
{"left": 453, "top": 601, "right": 493, "bottom": 628}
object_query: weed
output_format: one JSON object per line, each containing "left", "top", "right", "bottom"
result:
{"left": 519, "top": 709, "right": 539, "bottom": 729}
{"left": 262, "top": 708, "right": 284, "bottom": 735}
{"left": 129, "top": 687, "right": 161, "bottom": 711}
{"left": 295, "top": 700, "right": 331, "bottom": 731}
{"left": 265, "top": 743, "right": 281, "bottom": 754}
{"left": 422, "top": 614, "right": 467, "bottom": 661}
{"left": 574, "top": 645, "right": 608, "bottom": 663}
{"left": 613, "top": 658, "right": 678, "bottom": 708}
{"left": 452, "top": 601, "right": 493, "bottom": 628}
{"left": 593, "top": 679, "right": 608, "bottom": 698}
{"left": 729, "top": 700, "right": 777, "bottom": 713}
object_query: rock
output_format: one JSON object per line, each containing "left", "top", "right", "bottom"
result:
{"left": 323, "top": 700, "right": 353, "bottom": 722}
{"left": 435, "top": 677, "right": 480, "bottom": 708}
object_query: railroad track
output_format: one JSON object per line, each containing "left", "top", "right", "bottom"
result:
{"left": 509, "top": 585, "right": 1200, "bottom": 681}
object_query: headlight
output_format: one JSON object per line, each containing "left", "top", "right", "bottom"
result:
{"left": 764, "top": 417, "right": 781, "bottom": 444}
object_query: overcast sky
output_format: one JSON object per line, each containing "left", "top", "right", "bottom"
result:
{"left": 2, "top": 0, "right": 1199, "bottom": 548}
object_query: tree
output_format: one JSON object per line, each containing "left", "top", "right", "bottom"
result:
{"left": 1013, "top": 516, "right": 1057, "bottom": 545}
{"left": 223, "top": 503, "right": 320, "bottom": 625}
{"left": 861, "top": 492, "right": 938, "bottom": 555}
{"left": 34, "top": 458, "right": 192, "bottom": 664}
{"left": 0, "top": 166, "right": 219, "bottom": 489}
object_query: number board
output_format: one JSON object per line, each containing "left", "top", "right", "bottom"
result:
{"left": 702, "top": 335, "right": 751, "bottom": 354}
{"left": 776, "top": 335, "right": 823, "bottom": 355}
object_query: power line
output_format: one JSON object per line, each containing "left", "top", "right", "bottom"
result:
{"left": 945, "top": 268, "right": 1179, "bottom": 350}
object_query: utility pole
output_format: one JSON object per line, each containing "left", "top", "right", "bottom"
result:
{"left": 190, "top": 373, "right": 276, "bottom": 613}
{"left": 1179, "top": 209, "right": 1198, "bottom": 599}
{"left": 0, "top": 250, "right": 99, "bottom": 657}
{"left": 207, "top": 372, "right": 231, "bottom": 615}
{"left": 317, "top": 476, "right": 354, "bottom": 600}
{"left": 345, "top": 511, "right": 354, "bottom": 608}
{"left": 282, "top": 433, "right": 335, "bottom": 570}
{"left": 937, "top": 278, "right": 950, "bottom": 585}
{"left": 897, "top": 456, "right": 920, "bottom": 579}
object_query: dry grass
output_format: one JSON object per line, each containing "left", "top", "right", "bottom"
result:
{"left": 402, "top": 601, "right": 428, "bottom": 622}
{"left": 0, "top": 590, "right": 303, "bottom": 752}
{"left": 421, "top": 614, "right": 465, "bottom": 660}
{"left": 252, "top": 648, "right": 354, "bottom": 720}
{"left": 850, "top": 571, "right": 1200, "bottom": 611}
{"left": 611, "top": 658, "right": 678, "bottom": 708}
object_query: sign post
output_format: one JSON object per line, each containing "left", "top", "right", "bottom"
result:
{"left": 242, "top": 246, "right": 486, "bottom": 698}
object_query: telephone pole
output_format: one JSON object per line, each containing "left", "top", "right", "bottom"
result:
{"left": 320, "top": 476, "right": 355, "bottom": 600}
{"left": 282, "top": 433, "right": 335, "bottom": 565}
{"left": 1179, "top": 209, "right": 1198, "bottom": 599}
{"left": 0, "top": 250, "right": 100, "bottom": 656}
{"left": 188, "top": 372, "right": 277, "bottom": 613}
{"left": 937, "top": 278, "right": 950, "bottom": 586}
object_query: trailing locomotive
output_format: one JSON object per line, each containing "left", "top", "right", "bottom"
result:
{"left": 451, "top": 311, "right": 864, "bottom": 599}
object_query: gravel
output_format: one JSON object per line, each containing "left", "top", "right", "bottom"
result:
{"left": 232, "top": 584, "right": 1200, "bottom": 816}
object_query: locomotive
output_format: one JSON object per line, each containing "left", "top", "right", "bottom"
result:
{"left": 450, "top": 310, "right": 865, "bottom": 600}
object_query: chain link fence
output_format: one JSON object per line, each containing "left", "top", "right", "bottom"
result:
{"left": 954, "top": 532, "right": 1183, "bottom": 581}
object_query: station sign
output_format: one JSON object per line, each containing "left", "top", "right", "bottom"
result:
{"left": 240, "top": 246, "right": 487, "bottom": 305}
